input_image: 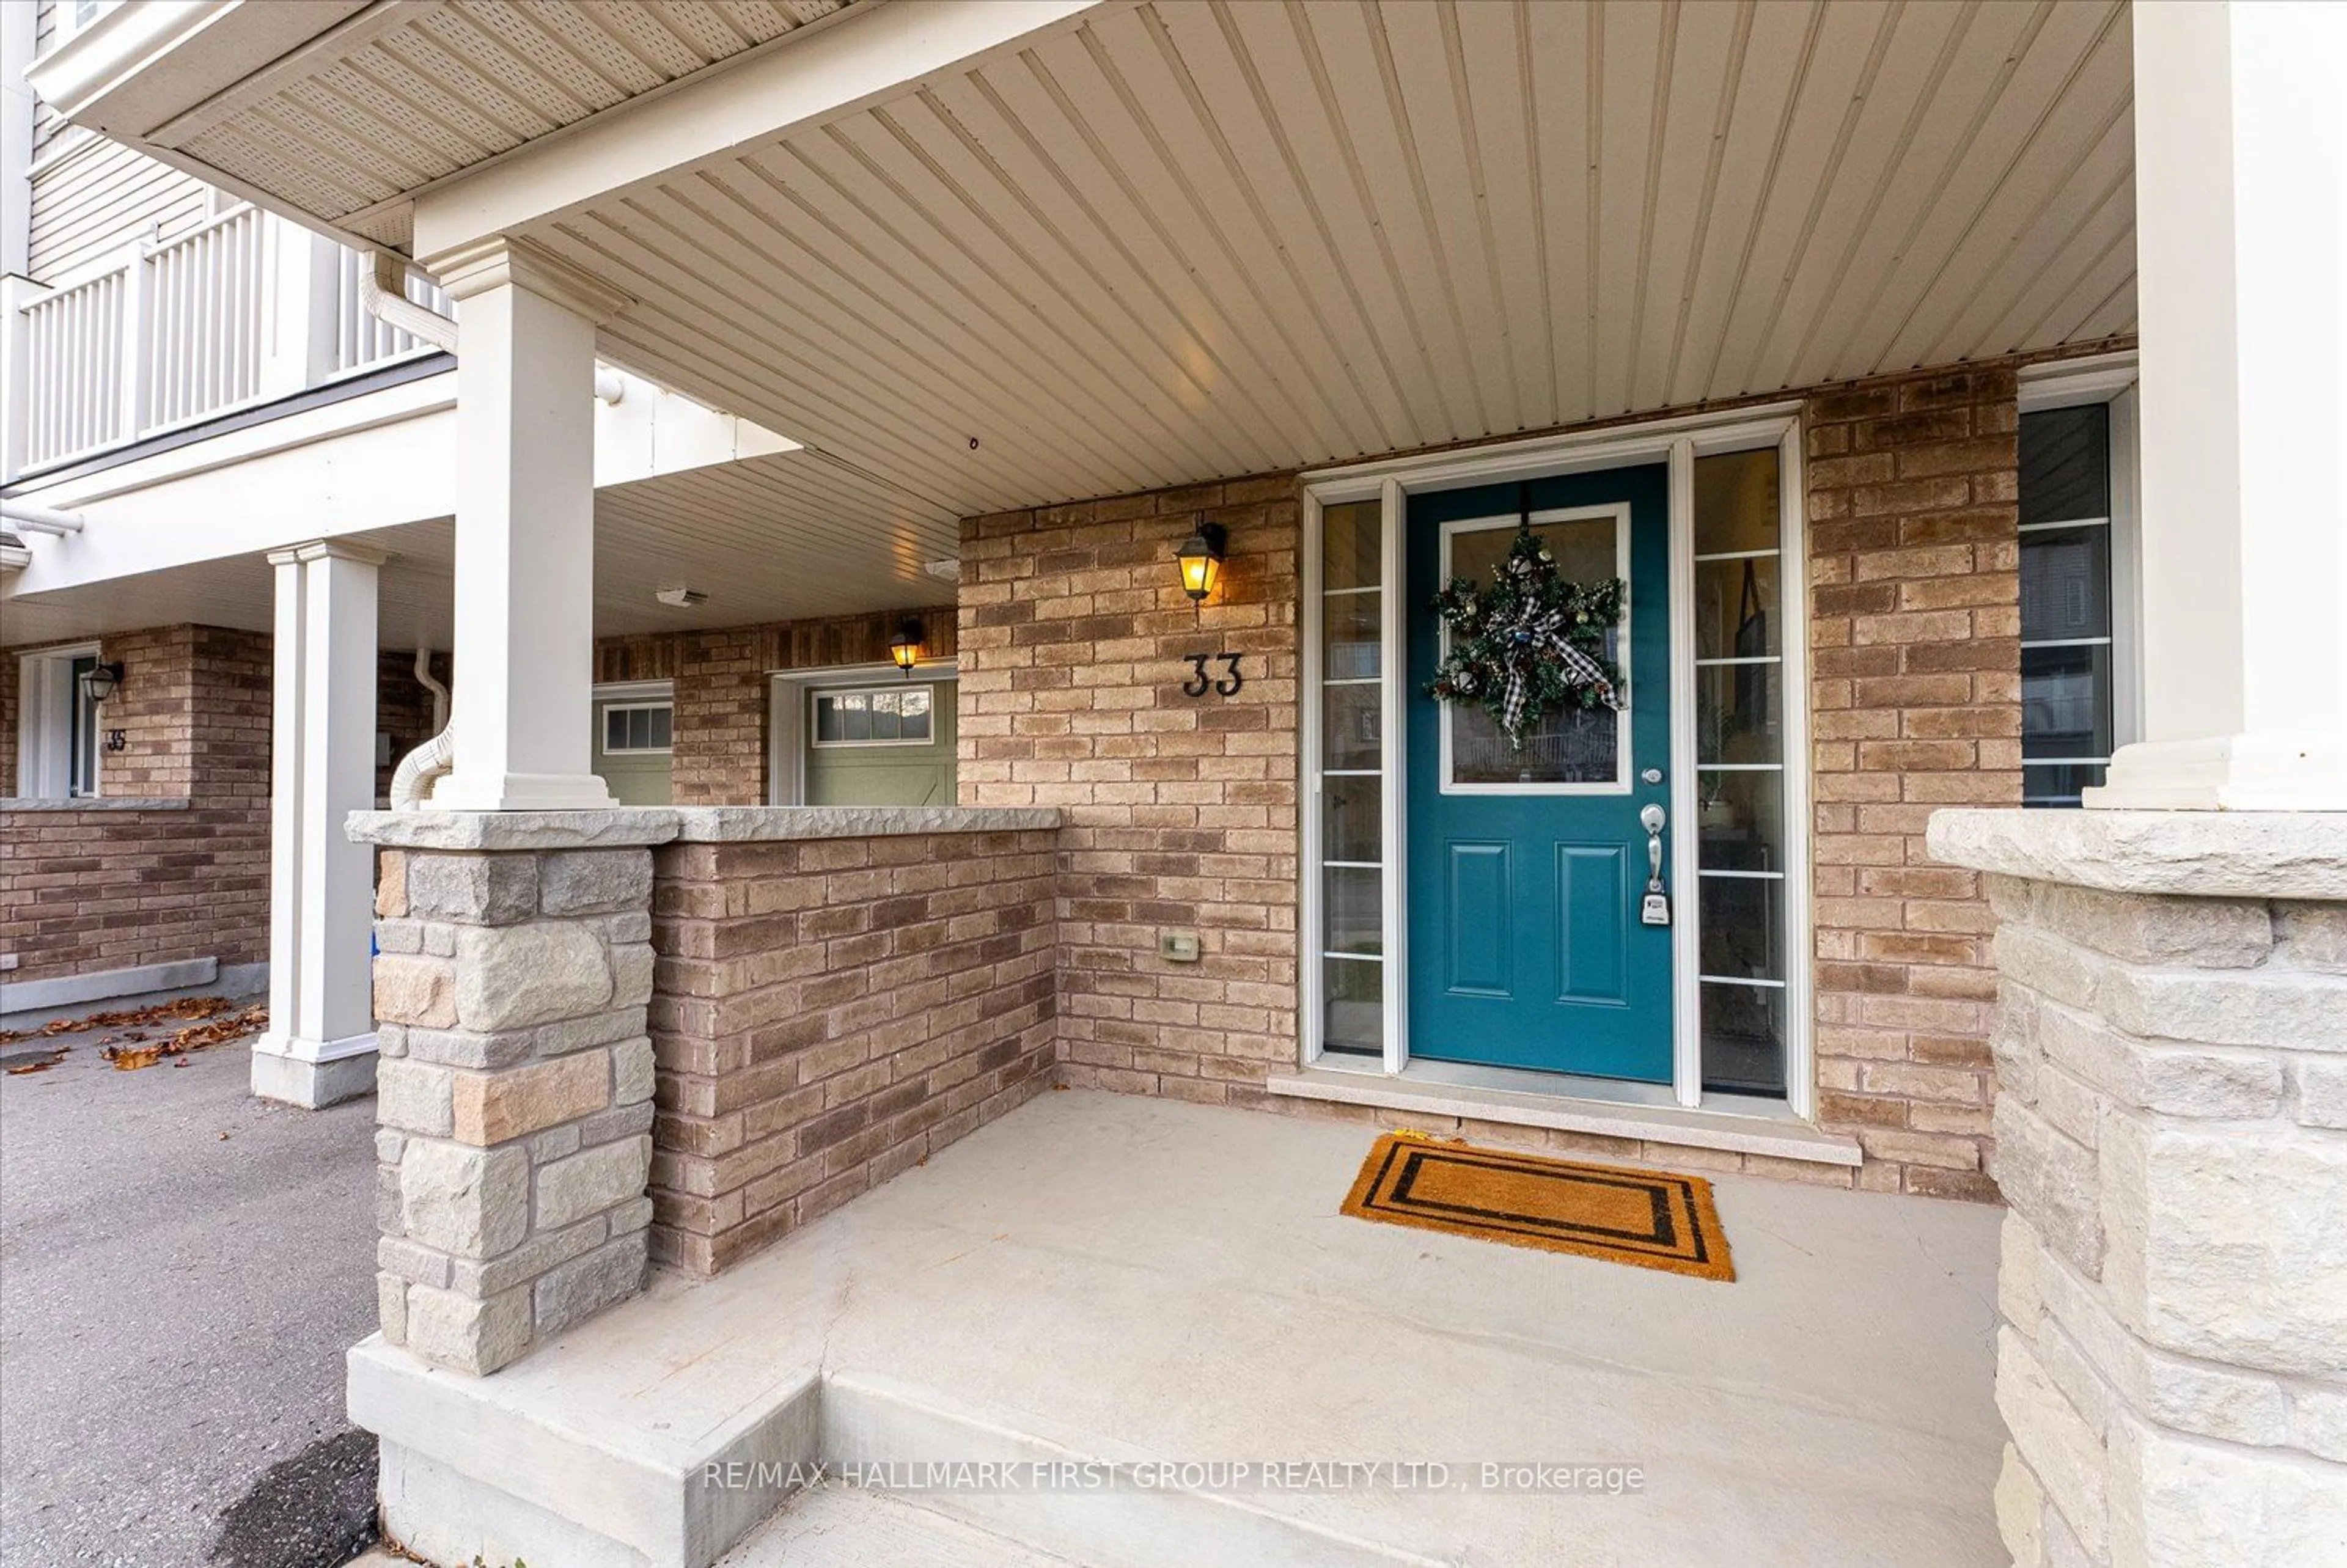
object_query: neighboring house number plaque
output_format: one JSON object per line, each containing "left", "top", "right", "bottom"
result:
{"left": 1180, "top": 653, "right": 1244, "bottom": 698}
{"left": 104, "top": 730, "right": 127, "bottom": 752}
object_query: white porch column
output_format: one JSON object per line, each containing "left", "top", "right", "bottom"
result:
{"left": 424, "top": 236, "right": 628, "bottom": 812}
{"left": 253, "top": 540, "right": 384, "bottom": 1108}
{"left": 2090, "top": 0, "right": 2347, "bottom": 811}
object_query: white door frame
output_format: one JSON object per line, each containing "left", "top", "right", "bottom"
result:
{"left": 15, "top": 641, "right": 105, "bottom": 799}
{"left": 1299, "top": 403, "right": 1814, "bottom": 1119}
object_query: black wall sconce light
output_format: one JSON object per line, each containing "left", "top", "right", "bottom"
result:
{"left": 889, "top": 620, "right": 923, "bottom": 677}
{"left": 79, "top": 661, "right": 125, "bottom": 704}
{"left": 1174, "top": 521, "right": 1227, "bottom": 606}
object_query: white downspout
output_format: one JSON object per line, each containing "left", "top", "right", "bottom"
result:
{"left": 389, "top": 730, "right": 452, "bottom": 811}
{"left": 391, "top": 647, "right": 454, "bottom": 810}
{"left": 360, "top": 253, "right": 622, "bottom": 401}
{"left": 0, "top": 499, "right": 84, "bottom": 534}
{"left": 413, "top": 645, "right": 449, "bottom": 733}
{"left": 369, "top": 250, "right": 460, "bottom": 804}
{"left": 364, "top": 256, "right": 625, "bottom": 808}
{"left": 359, "top": 252, "right": 456, "bottom": 354}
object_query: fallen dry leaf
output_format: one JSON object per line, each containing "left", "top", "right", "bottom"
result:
{"left": 0, "top": 994, "right": 244, "bottom": 1046}
{"left": 100, "top": 1003, "right": 269, "bottom": 1071}
{"left": 4, "top": 1048, "right": 67, "bottom": 1076}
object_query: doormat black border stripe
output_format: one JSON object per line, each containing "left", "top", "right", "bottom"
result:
{"left": 1342, "top": 1132, "right": 1736, "bottom": 1282}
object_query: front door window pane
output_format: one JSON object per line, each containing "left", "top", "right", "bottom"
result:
{"left": 1442, "top": 515, "right": 1623, "bottom": 788}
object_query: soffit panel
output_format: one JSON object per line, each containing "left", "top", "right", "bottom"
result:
{"left": 2, "top": 447, "right": 951, "bottom": 648}
{"left": 163, "top": 0, "right": 854, "bottom": 249}
{"left": 109, "top": 0, "right": 2135, "bottom": 526}
{"left": 518, "top": 0, "right": 2137, "bottom": 520}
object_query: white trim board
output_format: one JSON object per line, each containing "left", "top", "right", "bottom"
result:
{"left": 0, "top": 955, "right": 218, "bottom": 1019}
{"left": 1264, "top": 1067, "right": 1860, "bottom": 1168}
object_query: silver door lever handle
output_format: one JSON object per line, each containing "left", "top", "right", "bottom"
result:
{"left": 1639, "top": 804, "right": 1666, "bottom": 887}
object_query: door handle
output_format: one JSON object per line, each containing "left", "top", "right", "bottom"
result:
{"left": 1638, "top": 804, "right": 1670, "bottom": 927}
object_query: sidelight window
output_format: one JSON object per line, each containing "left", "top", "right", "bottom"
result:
{"left": 1692, "top": 448, "right": 1790, "bottom": 1097}
{"left": 1317, "top": 500, "right": 1386, "bottom": 1058}
{"left": 2019, "top": 405, "right": 2120, "bottom": 807}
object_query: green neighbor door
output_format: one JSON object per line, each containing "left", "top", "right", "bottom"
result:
{"left": 592, "top": 694, "right": 675, "bottom": 806}
{"left": 802, "top": 679, "right": 958, "bottom": 807}
{"left": 1405, "top": 466, "right": 1674, "bottom": 1082}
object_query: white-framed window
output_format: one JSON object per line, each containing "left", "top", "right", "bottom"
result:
{"left": 15, "top": 642, "right": 104, "bottom": 799}
{"left": 811, "top": 684, "right": 935, "bottom": 747}
{"left": 2018, "top": 361, "right": 2140, "bottom": 807}
{"left": 600, "top": 702, "right": 673, "bottom": 755}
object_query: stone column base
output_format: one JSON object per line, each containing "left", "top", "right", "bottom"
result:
{"left": 351, "top": 809, "right": 671, "bottom": 1376}
{"left": 1931, "top": 809, "right": 2347, "bottom": 1568}
{"left": 250, "top": 1030, "right": 378, "bottom": 1108}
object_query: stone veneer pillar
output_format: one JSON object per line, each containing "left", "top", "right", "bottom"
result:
{"left": 353, "top": 811, "right": 670, "bottom": 1376}
{"left": 1930, "top": 810, "right": 2347, "bottom": 1567}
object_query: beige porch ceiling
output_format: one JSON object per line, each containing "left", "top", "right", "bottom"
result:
{"left": 111, "top": 0, "right": 861, "bottom": 251}
{"left": 515, "top": 0, "right": 2137, "bottom": 517}
{"left": 46, "top": 0, "right": 2139, "bottom": 522}
{"left": 0, "top": 447, "right": 955, "bottom": 649}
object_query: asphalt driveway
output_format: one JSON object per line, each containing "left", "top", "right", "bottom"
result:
{"left": 1, "top": 1022, "right": 380, "bottom": 1567}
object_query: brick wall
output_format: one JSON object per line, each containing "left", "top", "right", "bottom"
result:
{"left": 2, "top": 628, "right": 473, "bottom": 989}
{"left": 1805, "top": 365, "right": 2021, "bottom": 1200}
{"left": 101, "top": 626, "right": 204, "bottom": 796}
{"left": 952, "top": 365, "right": 2030, "bottom": 1201}
{"left": 592, "top": 607, "right": 957, "bottom": 807}
{"left": 645, "top": 827, "right": 1057, "bottom": 1274}
{"left": 959, "top": 479, "right": 1301, "bottom": 1103}
{"left": 0, "top": 651, "right": 17, "bottom": 789}
{"left": 2, "top": 625, "right": 273, "bottom": 987}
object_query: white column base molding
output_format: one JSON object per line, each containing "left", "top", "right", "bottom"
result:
{"left": 2085, "top": 733, "right": 2347, "bottom": 813}
{"left": 423, "top": 771, "right": 621, "bottom": 812}
{"left": 251, "top": 1029, "right": 378, "bottom": 1109}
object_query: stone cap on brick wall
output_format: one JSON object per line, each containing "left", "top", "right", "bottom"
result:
{"left": 347, "top": 805, "right": 1060, "bottom": 851}
{"left": 669, "top": 806, "right": 1059, "bottom": 841}
{"left": 2, "top": 797, "right": 191, "bottom": 811}
{"left": 1929, "top": 808, "right": 2347, "bottom": 900}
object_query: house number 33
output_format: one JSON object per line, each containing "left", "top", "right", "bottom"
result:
{"left": 1181, "top": 653, "right": 1244, "bottom": 698}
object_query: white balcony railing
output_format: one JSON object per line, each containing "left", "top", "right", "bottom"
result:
{"left": 4, "top": 203, "right": 452, "bottom": 478}
{"left": 142, "top": 203, "right": 265, "bottom": 432}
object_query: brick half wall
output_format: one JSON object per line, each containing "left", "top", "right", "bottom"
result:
{"left": 645, "top": 827, "right": 1057, "bottom": 1274}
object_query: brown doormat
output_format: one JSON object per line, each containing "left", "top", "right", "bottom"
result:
{"left": 1342, "top": 1132, "right": 1735, "bottom": 1282}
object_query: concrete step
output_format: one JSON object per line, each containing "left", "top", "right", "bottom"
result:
{"left": 821, "top": 1371, "right": 1449, "bottom": 1568}
{"left": 720, "top": 1487, "right": 1078, "bottom": 1567}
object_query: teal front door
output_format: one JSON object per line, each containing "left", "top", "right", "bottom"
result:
{"left": 1405, "top": 466, "right": 1673, "bottom": 1082}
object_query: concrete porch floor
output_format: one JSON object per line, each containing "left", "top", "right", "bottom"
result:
{"left": 356, "top": 1090, "right": 2005, "bottom": 1567}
